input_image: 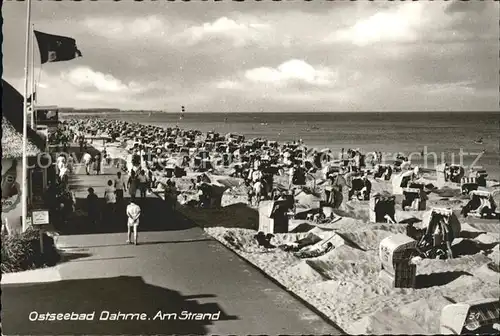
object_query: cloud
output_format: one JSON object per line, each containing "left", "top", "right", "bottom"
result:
{"left": 175, "top": 17, "right": 272, "bottom": 47}
{"left": 81, "top": 15, "right": 272, "bottom": 48}
{"left": 82, "top": 15, "right": 167, "bottom": 41}
{"left": 243, "top": 60, "right": 337, "bottom": 87}
{"left": 215, "top": 80, "right": 243, "bottom": 90}
{"left": 405, "top": 80, "right": 478, "bottom": 96}
{"left": 61, "top": 67, "right": 135, "bottom": 93}
{"left": 2, "top": 1, "right": 498, "bottom": 112}
{"left": 324, "top": 2, "right": 455, "bottom": 46}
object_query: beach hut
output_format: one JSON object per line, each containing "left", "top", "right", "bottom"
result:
{"left": 258, "top": 200, "right": 290, "bottom": 234}
{"left": 402, "top": 187, "right": 427, "bottom": 211}
{"left": 369, "top": 193, "right": 397, "bottom": 223}
{"left": 436, "top": 163, "right": 448, "bottom": 188}
{"left": 448, "top": 164, "right": 465, "bottom": 183}
{"left": 461, "top": 190, "right": 497, "bottom": 218}
{"left": 202, "top": 183, "right": 229, "bottom": 208}
{"left": 460, "top": 177, "right": 479, "bottom": 195}
{"left": 440, "top": 298, "right": 499, "bottom": 335}
{"left": 374, "top": 164, "right": 393, "bottom": 180}
{"left": 348, "top": 176, "right": 371, "bottom": 201}
{"left": 417, "top": 208, "right": 461, "bottom": 259}
{"left": 392, "top": 170, "right": 415, "bottom": 195}
{"left": 475, "top": 170, "right": 488, "bottom": 187}
{"left": 292, "top": 166, "right": 306, "bottom": 185}
{"left": 379, "top": 234, "right": 418, "bottom": 288}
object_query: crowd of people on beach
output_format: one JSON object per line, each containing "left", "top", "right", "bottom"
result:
{"left": 45, "top": 116, "right": 496, "bottom": 245}
{"left": 55, "top": 118, "right": 381, "bottom": 218}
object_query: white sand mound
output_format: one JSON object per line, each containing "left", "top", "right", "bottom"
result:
{"left": 396, "top": 210, "right": 425, "bottom": 223}
{"left": 472, "top": 264, "right": 500, "bottom": 285}
{"left": 336, "top": 201, "right": 370, "bottom": 221}
{"left": 488, "top": 244, "right": 500, "bottom": 266}
{"left": 349, "top": 308, "right": 428, "bottom": 335}
{"left": 308, "top": 227, "right": 338, "bottom": 240}
{"left": 307, "top": 246, "right": 379, "bottom": 281}
{"left": 295, "top": 191, "right": 322, "bottom": 209}
{"left": 317, "top": 244, "right": 374, "bottom": 263}
{"left": 398, "top": 295, "right": 453, "bottom": 334}
{"left": 417, "top": 254, "right": 492, "bottom": 275}
{"left": 370, "top": 179, "right": 392, "bottom": 194}
{"left": 442, "top": 277, "right": 499, "bottom": 303}
{"left": 289, "top": 222, "right": 317, "bottom": 233}
{"left": 205, "top": 227, "right": 260, "bottom": 252}
{"left": 460, "top": 222, "right": 484, "bottom": 233}
{"left": 468, "top": 221, "right": 500, "bottom": 234}
{"left": 474, "top": 232, "right": 500, "bottom": 245}
{"left": 338, "top": 229, "right": 397, "bottom": 251}
{"left": 316, "top": 216, "right": 365, "bottom": 231}
{"left": 286, "top": 260, "right": 326, "bottom": 283}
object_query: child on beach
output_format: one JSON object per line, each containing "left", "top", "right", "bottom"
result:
{"left": 126, "top": 197, "right": 141, "bottom": 245}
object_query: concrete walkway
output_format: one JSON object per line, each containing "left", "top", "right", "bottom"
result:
{"left": 1, "top": 145, "right": 343, "bottom": 335}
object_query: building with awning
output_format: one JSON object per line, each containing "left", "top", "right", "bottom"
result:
{"left": 2, "top": 80, "right": 48, "bottom": 234}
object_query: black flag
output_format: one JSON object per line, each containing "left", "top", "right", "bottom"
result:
{"left": 34, "top": 30, "right": 82, "bottom": 64}
{"left": 27, "top": 92, "right": 36, "bottom": 104}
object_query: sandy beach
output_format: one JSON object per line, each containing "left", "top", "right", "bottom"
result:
{"left": 63, "top": 117, "right": 499, "bottom": 335}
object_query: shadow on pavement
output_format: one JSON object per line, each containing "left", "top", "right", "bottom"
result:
{"left": 58, "top": 238, "right": 213, "bottom": 249}
{"left": 59, "top": 251, "right": 93, "bottom": 263}
{"left": 58, "top": 196, "right": 199, "bottom": 235}
{"left": 1, "top": 276, "right": 238, "bottom": 335}
{"left": 66, "top": 256, "right": 135, "bottom": 263}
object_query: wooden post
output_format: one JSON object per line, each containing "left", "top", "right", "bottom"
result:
{"left": 39, "top": 227, "right": 44, "bottom": 254}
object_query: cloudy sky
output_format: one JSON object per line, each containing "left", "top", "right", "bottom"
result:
{"left": 3, "top": 0, "right": 499, "bottom": 112}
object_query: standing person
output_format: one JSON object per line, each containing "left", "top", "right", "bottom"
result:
{"left": 127, "top": 170, "right": 138, "bottom": 199}
{"left": 104, "top": 180, "right": 117, "bottom": 223}
{"left": 114, "top": 171, "right": 127, "bottom": 203}
{"left": 86, "top": 187, "right": 100, "bottom": 226}
{"left": 56, "top": 154, "right": 66, "bottom": 176}
{"left": 94, "top": 152, "right": 102, "bottom": 175}
{"left": 82, "top": 152, "right": 92, "bottom": 175}
{"left": 126, "top": 196, "right": 141, "bottom": 245}
{"left": 169, "top": 181, "right": 178, "bottom": 210}
{"left": 288, "top": 165, "right": 296, "bottom": 190}
{"left": 78, "top": 134, "right": 85, "bottom": 152}
{"left": 137, "top": 170, "right": 148, "bottom": 198}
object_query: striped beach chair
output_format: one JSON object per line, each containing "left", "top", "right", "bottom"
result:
{"left": 462, "top": 190, "right": 497, "bottom": 218}
{"left": 440, "top": 298, "right": 499, "bottom": 335}
{"left": 461, "top": 177, "right": 478, "bottom": 195}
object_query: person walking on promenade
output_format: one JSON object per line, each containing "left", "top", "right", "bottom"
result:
{"left": 83, "top": 152, "right": 92, "bottom": 175}
{"left": 126, "top": 196, "right": 141, "bottom": 245}
{"left": 94, "top": 151, "right": 102, "bottom": 175}
{"left": 86, "top": 187, "right": 100, "bottom": 226}
{"left": 137, "top": 170, "right": 148, "bottom": 198}
{"left": 114, "top": 172, "right": 127, "bottom": 203}
{"left": 104, "top": 180, "right": 117, "bottom": 223}
{"left": 127, "top": 170, "right": 138, "bottom": 199}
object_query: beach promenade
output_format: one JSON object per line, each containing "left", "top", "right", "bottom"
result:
{"left": 1, "top": 151, "right": 343, "bottom": 335}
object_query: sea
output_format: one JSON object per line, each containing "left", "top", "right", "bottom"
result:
{"left": 65, "top": 112, "right": 500, "bottom": 180}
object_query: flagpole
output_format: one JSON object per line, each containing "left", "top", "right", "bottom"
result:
{"left": 30, "top": 23, "right": 35, "bottom": 129}
{"left": 22, "top": 0, "right": 32, "bottom": 232}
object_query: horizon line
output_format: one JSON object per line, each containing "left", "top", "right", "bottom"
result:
{"left": 59, "top": 110, "right": 500, "bottom": 113}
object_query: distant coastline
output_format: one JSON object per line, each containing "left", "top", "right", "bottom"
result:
{"left": 60, "top": 110, "right": 500, "bottom": 114}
